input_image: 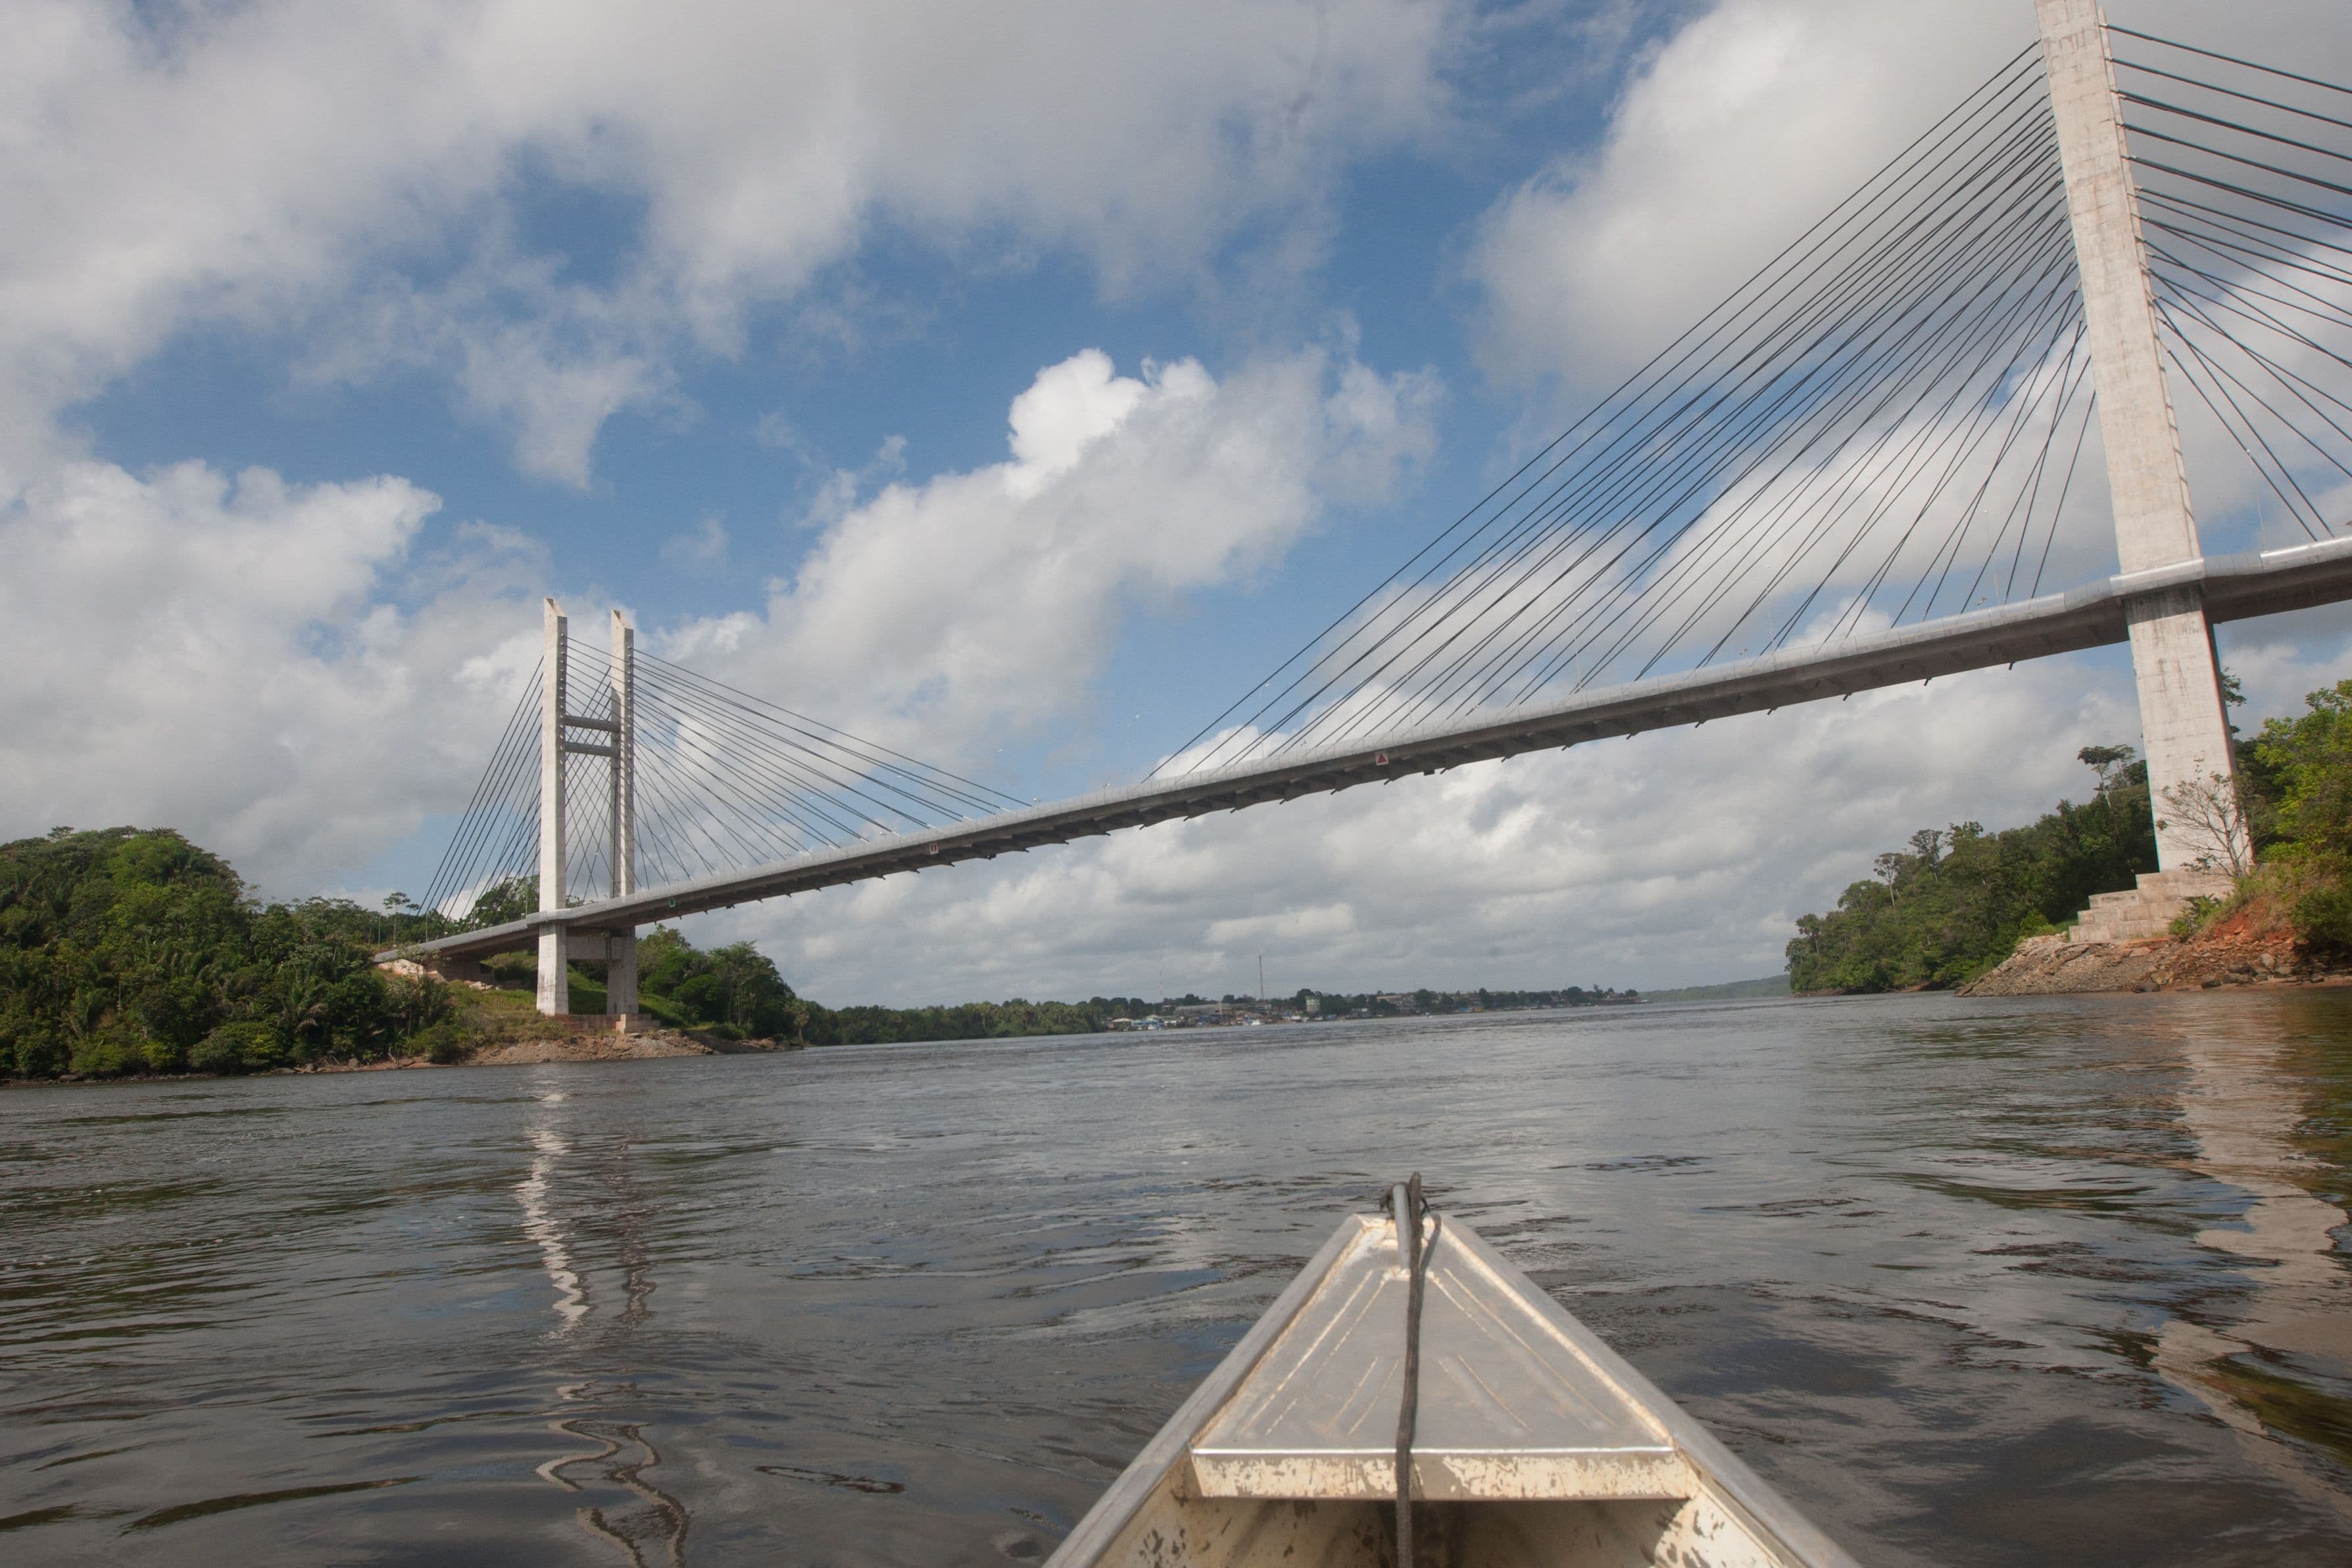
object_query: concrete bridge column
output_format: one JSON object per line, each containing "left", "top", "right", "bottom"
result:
{"left": 536, "top": 597, "right": 572, "bottom": 1015}
{"left": 606, "top": 607, "right": 639, "bottom": 1021}
{"left": 2038, "top": 0, "right": 2245, "bottom": 883}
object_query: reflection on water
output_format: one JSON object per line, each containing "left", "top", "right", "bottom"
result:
{"left": 1, "top": 991, "right": 2349, "bottom": 1565}
{"left": 522, "top": 1079, "right": 686, "bottom": 1566}
{"left": 2153, "top": 1014, "right": 2352, "bottom": 1518}
{"left": 518, "top": 1118, "right": 589, "bottom": 1331}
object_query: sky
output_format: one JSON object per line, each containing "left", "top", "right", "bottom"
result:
{"left": 7, "top": 0, "right": 2352, "bottom": 1004}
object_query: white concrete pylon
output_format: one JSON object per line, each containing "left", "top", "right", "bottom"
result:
{"left": 2036, "top": 0, "right": 2246, "bottom": 875}
{"left": 606, "top": 608, "right": 638, "bottom": 1019}
{"left": 537, "top": 597, "right": 572, "bottom": 1016}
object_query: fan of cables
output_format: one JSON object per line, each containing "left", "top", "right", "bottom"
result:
{"left": 420, "top": 648, "right": 1025, "bottom": 923}
{"left": 1162, "top": 43, "right": 2101, "bottom": 779}
{"left": 2114, "top": 27, "right": 2352, "bottom": 544}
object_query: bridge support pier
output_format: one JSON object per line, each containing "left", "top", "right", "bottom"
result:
{"left": 537, "top": 597, "right": 571, "bottom": 1016}
{"left": 534, "top": 597, "right": 643, "bottom": 1018}
{"left": 2038, "top": 0, "right": 2246, "bottom": 885}
{"left": 604, "top": 607, "right": 639, "bottom": 1021}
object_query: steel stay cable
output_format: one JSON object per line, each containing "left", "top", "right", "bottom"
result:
{"left": 1400, "top": 128, "right": 2074, "bottom": 718}
{"left": 2155, "top": 290, "right": 2338, "bottom": 520}
{"left": 437, "top": 737, "right": 539, "bottom": 918}
{"left": 1278, "top": 130, "right": 2071, "bottom": 749}
{"left": 577, "top": 647, "right": 877, "bottom": 856}
{"left": 2147, "top": 238, "right": 2352, "bottom": 355}
{"left": 2131, "top": 155, "right": 2352, "bottom": 233}
{"left": 2127, "top": 123, "right": 2352, "bottom": 203}
{"left": 1651, "top": 233, "right": 2086, "bottom": 669}
{"left": 1955, "top": 330, "right": 2095, "bottom": 616}
{"left": 1393, "top": 86, "right": 2067, "bottom": 625}
{"left": 1209, "top": 110, "right": 2061, "bottom": 760}
{"left": 631, "top": 671, "right": 912, "bottom": 837}
{"left": 1782, "top": 282, "right": 2090, "bottom": 640}
{"left": 1506, "top": 237, "right": 2082, "bottom": 708}
{"left": 2160, "top": 319, "right": 2330, "bottom": 536}
{"left": 639, "top": 674, "right": 998, "bottom": 832}
{"left": 1948, "top": 351, "right": 2087, "bottom": 617}
{"left": 631, "top": 666, "right": 975, "bottom": 836}
{"left": 636, "top": 677, "right": 901, "bottom": 852}
{"left": 1894, "top": 308, "right": 2092, "bottom": 627}
{"left": 2025, "top": 384, "right": 2100, "bottom": 600}
{"left": 428, "top": 740, "right": 533, "bottom": 916}
{"left": 2114, "top": 56, "right": 2352, "bottom": 137}
{"left": 629, "top": 695, "right": 847, "bottom": 862}
{"left": 1277, "top": 98, "right": 2062, "bottom": 712}
{"left": 2149, "top": 250, "right": 2352, "bottom": 433}
{"left": 641, "top": 726, "right": 859, "bottom": 862}
{"left": 2138, "top": 187, "right": 2352, "bottom": 274}
{"left": 636, "top": 650, "right": 1022, "bottom": 811}
{"left": 1162, "top": 49, "right": 2047, "bottom": 772}
{"left": 606, "top": 649, "right": 964, "bottom": 879}
{"left": 2120, "top": 91, "right": 2352, "bottom": 170}
{"left": 1807, "top": 261, "right": 2092, "bottom": 640}
{"left": 1286, "top": 111, "right": 2070, "bottom": 735}
{"left": 1458, "top": 191, "right": 2080, "bottom": 718}
{"left": 2107, "top": 26, "right": 2352, "bottom": 104}
{"left": 423, "top": 664, "right": 541, "bottom": 912}
{"left": 2145, "top": 210, "right": 2352, "bottom": 314}
{"left": 1166, "top": 51, "right": 2050, "bottom": 772}
{"left": 627, "top": 749, "right": 720, "bottom": 886}
{"left": 631, "top": 654, "right": 1013, "bottom": 818}
{"left": 1744, "top": 289, "right": 2088, "bottom": 658}
{"left": 1619, "top": 276, "right": 2076, "bottom": 681}
{"left": 426, "top": 702, "right": 533, "bottom": 910}
{"left": 615, "top": 690, "right": 771, "bottom": 877}
{"left": 1492, "top": 212, "right": 2081, "bottom": 706}
{"left": 2150, "top": 266, "right": 2352, "bottom": 474}
{"left": 1340, "top": 205, "right": 2073, "bottom": 738}
{"left": 2155, "top": 291, "right": 2352, "bottom": 499}
{"left": 632, "top": 741, "right": 762, "bottom": 879}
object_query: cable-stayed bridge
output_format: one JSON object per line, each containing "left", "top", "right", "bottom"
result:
{"left": 391, "top": 2, "right": 2352, "bottom": 1019}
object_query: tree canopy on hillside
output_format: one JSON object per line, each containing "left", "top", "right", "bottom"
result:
{"left": 1786, "top": 749, "right": 2159, "bottom": 992}
{"left": 1, "top": 827, "right": 451, "bottom": 1077}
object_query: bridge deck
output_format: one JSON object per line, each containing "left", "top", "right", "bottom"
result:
{"left": 389, "top": 537, "right": 2352, "bottom": 961}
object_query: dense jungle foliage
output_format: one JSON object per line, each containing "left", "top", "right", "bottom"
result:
{"left": 1, "top": 827, "right": 455, "bottom": 1079}
{"left": 1787, "top": 678, "right": 2352, "bottom": 991}
{"left": 0, "top": 833, "right": 1198, "bottom": 1077}
{"left": 2242, "top": 679, "right": 2352, "bottom": 954}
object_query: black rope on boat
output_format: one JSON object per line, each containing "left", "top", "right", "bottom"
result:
{"left": 1388, "top": 1174, "right": 1438, "bottom": 1568}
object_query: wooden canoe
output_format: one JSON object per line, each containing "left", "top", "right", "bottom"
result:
{"left": 1046, "top": 1203, "right": 1859, "bottom": 1568}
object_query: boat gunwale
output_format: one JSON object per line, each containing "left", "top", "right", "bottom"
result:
{"left": 1042, "top": 1210, "right": 1863, "bottom": 1568}
{"left": 1040, "top": 1214, "right": 1371, "bottom": 1567}
{"left": 1436, "top": 1219, "right": 1863, "bottom": 1568}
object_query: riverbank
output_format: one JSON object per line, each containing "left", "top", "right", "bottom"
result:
{"left": 1961, "top": 896, "right": 2352, "bottom": 995}
{"left": 4, "top": 1025, "right": 798, "bottom": 1085}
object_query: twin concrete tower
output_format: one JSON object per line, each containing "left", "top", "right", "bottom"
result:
{"left": 517, "top": 1, "right": 2241, "bottom": 1017}
{"left": 534, "top": 599, "right": 639, "bottom": 1022}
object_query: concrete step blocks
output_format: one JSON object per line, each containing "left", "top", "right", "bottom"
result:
{"left": 2067, "top": 868, "right": 2235, "bottom": 944}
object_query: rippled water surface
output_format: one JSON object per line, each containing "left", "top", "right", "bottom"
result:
{"left": 5, "top": 992, "right": 2352, "bottom": 1565}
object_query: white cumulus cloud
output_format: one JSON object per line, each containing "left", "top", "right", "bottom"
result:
{"left": 0, "top": 458, "right": 544, "bottom": 888}
{"left": 664, "top": 347, "right": 1442, "bottom": 760}
{"left": 1466, "top": 0, "right": 2352, "bottom": 396}
{"left": 3, "top": 0, "right": 1455, "bottom": 481}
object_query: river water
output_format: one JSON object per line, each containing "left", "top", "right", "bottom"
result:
{"left": 3, "top": 992, "right": 2350, "bottom": 1565}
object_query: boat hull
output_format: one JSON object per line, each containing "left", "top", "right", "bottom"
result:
{"left": 1046, "top": 1211, "right": 1856, "bottom": 1568}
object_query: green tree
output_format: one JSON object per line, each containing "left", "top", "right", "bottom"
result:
{"left": 1, "top": 827, "right": 454, "bottom": 1079}
{"left": 1787, "top": 747, "right": 2159, "bottom": 992}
